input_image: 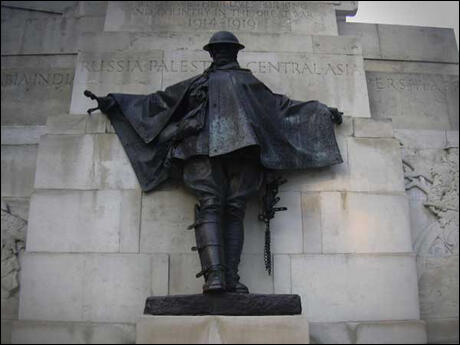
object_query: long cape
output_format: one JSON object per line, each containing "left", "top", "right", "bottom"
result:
{"left": 105, "top": 66, "right": 343, "bottom": 192}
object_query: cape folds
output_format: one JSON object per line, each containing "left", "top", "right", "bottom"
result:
{"left": 105, "top": 63, "right": 343, "bottom": 192}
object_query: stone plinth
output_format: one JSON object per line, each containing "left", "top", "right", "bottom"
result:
{"left": 144, "top": 293, "right": 301, "bottom": 316}
{"left": 136, "top": 315, "right": 309, "bottom": 344}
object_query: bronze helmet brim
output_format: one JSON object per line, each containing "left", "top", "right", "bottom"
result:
{"left": 203, "top": 41, "right": 245, "bottom": 51}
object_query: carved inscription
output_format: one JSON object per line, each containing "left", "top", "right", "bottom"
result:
{"left": 367, "top": 75, "right": 452, "bottom": 103}
{"left": 79, "top": 58, "right": 360, "bottom": 77}
{"left": 1, "top": 70, "right": 74, "bottom": 89}
{"left": 130, "top": 1, "right": 316, "bottom": 31}
{"left": 104, "top": 1, "right": 335, "bottom": 33}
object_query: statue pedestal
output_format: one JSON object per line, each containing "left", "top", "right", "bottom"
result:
{"left": 138, "top": 293, "right": 307, "bottom": 343}
{"left": 144, "top": 293, "right": 301, "bottom": 316}
{"left": 136, "top": 315, "right": 309, "bottom": 344}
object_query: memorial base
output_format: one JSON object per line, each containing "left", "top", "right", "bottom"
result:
{"left": 136, "top": 315, "right": 309, "bottom": 344}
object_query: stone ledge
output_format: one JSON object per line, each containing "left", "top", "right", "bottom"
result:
{"left": 394, "top": 129, "right": 447, "bottom": 149}
{"left": 425, "top": 318, "right": 459, "bottom": 344}
{"left": 144, "top": 293, "right": 301, "bottom": 316}
{"left": 9, "top": 320, "right": 135, "bottom": 344}
{"left": 310, "top": 320, "right": 427, "bottom": 344}
{"left": 1, "top": 126, "right": 47, "bottom": 145}
{"left": 446, "top": 130, "right": 459, "bottom": 148}
{"left": 136, "top": 315, "right": 309, "bottom": 344}
{"left": 354, "top": 118, "right": 394, "bottom": 138}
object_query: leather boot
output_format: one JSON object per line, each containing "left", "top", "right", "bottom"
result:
{"left": 224, "top": 219, "right": 249, "bottom": 294}
{"left": 192, "top": 220, "right": 226, "bottom": 293}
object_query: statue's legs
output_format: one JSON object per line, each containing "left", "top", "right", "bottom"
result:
{"left": 223, "top": 153, "right": 263, "bottom": 293}
{"left": 183, "top": 149, "right": 263, "bottom": 294}
{"left": 183, "top": 156, "right": 227, "bottom": 293}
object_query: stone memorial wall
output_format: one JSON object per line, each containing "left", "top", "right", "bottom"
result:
{"left": 1, "top": 1, "right": 458, "bottom": 344}
{"left": 339, "top": 20, "right": 459, "bottom": 344}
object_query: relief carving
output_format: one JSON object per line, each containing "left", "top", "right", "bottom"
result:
{"left": 1, "top": 200, "right": 26, "bottom": 301}
{"left": 403, "top": 148, "right": 459, "bottom": 257}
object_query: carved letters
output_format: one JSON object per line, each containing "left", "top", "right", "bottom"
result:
{"left": 1, "top": 70, "right": 74, "bottom": 88}
{"left": 78, "top": 58, "right": 360, "bottom": 76}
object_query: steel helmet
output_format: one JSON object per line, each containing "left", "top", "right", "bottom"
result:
{"left": 203, "top": 31, "right": 245, "bottom": 51}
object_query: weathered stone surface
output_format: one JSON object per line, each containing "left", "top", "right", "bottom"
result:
{"left": 310, "top": 320, "right": 427, "bottom": 344}
{"left": 34, "top": 134, "right": 140, "bottom": 190}
{"left": 347, "top": 137, "right": 405, "bottom": 193}
{"left": 395, "top": 129, "right": 447, "bottom": 149}
{"left": 76, "top": 1, "right": 108, "bottom": 17}
{"left": 367, "top": 71, "right": 458, "bottom": 130}
{"left": 19, "top": 253, "right": 167, "bottom": 323}
{"left": 355, "top": 321, "right": 427, "bottom": 344}
{"left": 46, "top": 114, "right": 87, "bottom": 134}
{"left": 312, "top": 35, "right": 361, "bottom": 56}
{"left": 310, "top": 321, "right": 355, "bottom": 344}
{"left": 168, "top": 253, "right": 274, "bottom": 295}
{"left": 338, "top": 22, "right": 380, "bottom": 59}
{"left": 320, "top": 192, "right": 413, "bottom": 253}
{"left": 339, "top": 22, "right": 459, "bottom": 63}
{"left": 140, "top": 188, "right": 196, "bottom": 253}
{"left": 105, "top": 1, "right": 338, "bottom": 35}
{"left": 377, "top": 24, "right": 459, "bottom": 64}
{"left": 151, "top": 254, "right": 169, "bottom": 296}
{"left": 136, "top": 315, "right": 310, "bottom": 344}
{"left": 1, "top": 55, "right": 76, "bottom": 126}
{"left": 2, "top": 1, "right": 77, "bottom": 13}
{"left": 81, "top": 254, "right": 152, "bottom": 323}
{"left": 291, "top": 254, "right": 420, "bottom": 322}
{"left": 301, "top": 193, "right": 321, "bottom": 253}
{"left": 1, "top": 145, "right": 38, "bottom": 197}
{"left": 447, "top": 130, "right": 459, "bottom": 148}
{"left": 79, "top": 31, "right": 364, "bottom": 55}
{"left": 418, "top": 255, "right": 459, "bottom": 320}
{"left": 425, "top": 318, "right": 459, "bottom": 344}
{"left": 1, "top": 126, "right": 47, "bottom": 145}
{"left": 86, "top": 113, "right": 108, "bottom": 134}
{"left": 144, "top": 293, "right": 301, "bottom": 315}
{"left": 364, "top": 59, "right": 460, "bottom": 76}
{"left": 273, "top": 255, "right": 291, "bottom": 294}
{"left": 19, "top": 253, "right": 85, "bottom": 322}
{"left": 0, "top": 7, "right": 78, "bottom": 55}
{"left": 11, "top": 320, "right": 136, "bottom": 344}
{"left": 354, "top": 118, "right": 394, "bottom": 138}
{"left": 168, "top": 254, "right": 202, "bottom": 295}
{"left": 77, "top": 15, "right": 106, "bottom": 34}
{"left": 1, "top": 320, "right": 12, "bottom": 344}
{"left": 69, "top": 49, "right": 163, "bottom": 114}
{"left": 27, "top": 189, "right": 141, "bottom": 253}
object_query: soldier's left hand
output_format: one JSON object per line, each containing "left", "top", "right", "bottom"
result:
{"left": 328, "top": 107, "right": 343, "bottom": 125}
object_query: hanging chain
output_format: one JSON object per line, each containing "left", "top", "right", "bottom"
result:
{"left": 258, "top": 176, "right": 288, "bottom": 275}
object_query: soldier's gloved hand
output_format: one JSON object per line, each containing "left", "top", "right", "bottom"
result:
{"left": 83, "top": 90, "right": 116, "bottom": 115}
{"left": 328, "top": 107, "right": 343, "bottom": 125}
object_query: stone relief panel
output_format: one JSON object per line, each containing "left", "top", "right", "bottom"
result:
{"left": 402, "top": 146, "right": 459, "bottom": 319}
{"left": 1, "top": 199, "right": 27, "bottom": 319}
{"left": 403, "top": 148, "right": 459, "bottom": 257}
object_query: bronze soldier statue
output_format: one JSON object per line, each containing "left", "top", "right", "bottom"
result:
{"left": 85, "top": 31, "right": 343, "bottom": 294}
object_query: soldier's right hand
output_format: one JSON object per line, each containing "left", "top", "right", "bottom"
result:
{"left": 83, "top": 90, "right": 115, "bottom": 115}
